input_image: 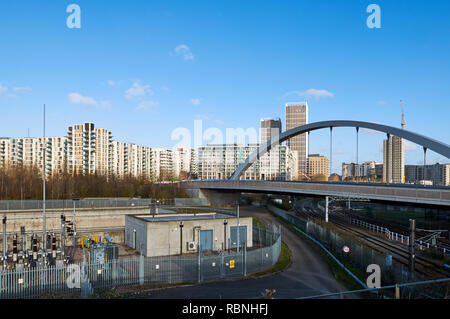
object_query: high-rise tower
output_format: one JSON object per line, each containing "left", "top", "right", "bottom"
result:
{"left": 285, "top": 102, "right": 308, "bottom": 178}
{"left": 383, "top": 101, "right": 405, "bottom": 183}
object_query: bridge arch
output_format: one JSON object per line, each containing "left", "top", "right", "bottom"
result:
{"left": 230, "top": 120, "right": 450, "bottom": 180}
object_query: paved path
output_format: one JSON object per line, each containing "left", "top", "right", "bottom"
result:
{"left": 144, "top": 205, "right": 350, "bottom": 299}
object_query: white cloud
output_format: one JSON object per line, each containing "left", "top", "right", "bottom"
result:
{"left": 160, "top": 86, "right": 169, "bottom": 92}
{"left": 189, "top": 98, "right": 201, "bottom": 106}
{"left": 282, "top": 88, "right": 334, "bottom": 100}
{"left": 0, "top": 83, "right": 32, "bottom": 97}
{"left": 377, "top": 100, "right": 386, "bottom": 105}
{"left": 0, "top": 83, "right": 8, "bottom": 96}
{"left": 68, "top": 93, "right": 98, "bottom": 108}
{"left": 125, "top": 81, "right": 153, "bottom": 100}
{"left": 107, "top": 80, "right": 116, "bottom": 87}
{"left": 136, "top": 100, "right": 159, "bottom": 112}
{"left": 171, "top": 44, "right": 194, "bottom": 60}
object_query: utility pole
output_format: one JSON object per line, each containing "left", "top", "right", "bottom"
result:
{"left": 237, "top": 203, "right": 240, "bottom": 253}
{"left": 2, "top": 216, "right": 6, "bottom": 267}
{"left": 72, "top": 198, "right": 80, "bottom": 247}
{"left": 179, "top": 221, "right": 184, "bottom": 255}
{"left": 409, "top": 219, "right": 416, "bottom": 273}
{"left": 43, "top": 104, "right": 47, "bottom": 258}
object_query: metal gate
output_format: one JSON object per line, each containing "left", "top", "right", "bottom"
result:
{"left": 230, "top": 226, "right": 247, "bottom": 248}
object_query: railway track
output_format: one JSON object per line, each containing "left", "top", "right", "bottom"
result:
{"left": 330, "top": 204, "right": 450, "bottom": 253}
{"left": 294, "top": 199, "right": 450, "bottom": 279}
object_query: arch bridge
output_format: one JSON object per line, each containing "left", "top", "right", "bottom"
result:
{"left": 230, "top": 120, "right": 450, "bottom": 180}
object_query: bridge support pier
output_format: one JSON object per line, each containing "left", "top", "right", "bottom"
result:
{"left": 198, "top": 189, "right": 241, "bottom": 208}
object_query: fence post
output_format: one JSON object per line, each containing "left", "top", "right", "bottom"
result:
{"left": 221, "top": 243, "right": 225, "bottom": 278}
{"left": 197, "top": 245, "right": 201, "bottom": 283}
{"left": 243, "top": 241, "right": 247, "bottom": 277}
{"left": 139, "top": 254, "right": 144, "bottom": 285}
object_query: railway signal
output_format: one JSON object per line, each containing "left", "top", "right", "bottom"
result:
{"left": 343, "top": 246, "right": 350, "bottom": 254}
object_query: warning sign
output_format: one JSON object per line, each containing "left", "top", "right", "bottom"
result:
{"left": 229, "top": 260, "right": 235, "bottom": 269}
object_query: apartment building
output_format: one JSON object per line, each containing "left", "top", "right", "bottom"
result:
{"left": 197, "top": 143, "right": 298, "bottom": 181}
{"left": 383, "top": 135, "right": 405, "bottom": 183}
{"left": 405, "top": 163, "right": 450, "bottom": 186}
{"left": 342, "top": 161, "right": 383, "bottom": 181}
{"left": 0, "top": 137, "right": 67, "bottom": 176}
{"left": 173, "top": 148, "right": 197, "bottom": 180}
{"left": 67, "top": 122, "right": 113, "bottom": 175}
{"left": 152, "top": 148, "right": 174, "bottom": 181}
{"left": 307, "top": 154, "right": 329, "bottom": 178}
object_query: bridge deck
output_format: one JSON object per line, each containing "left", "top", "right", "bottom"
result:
{"left": 183, "top": 181, "right": 450, "bottom": 207}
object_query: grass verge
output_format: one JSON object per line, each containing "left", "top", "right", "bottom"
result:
{"left": 252, "top": 241, "right": 292, "bottom": 277}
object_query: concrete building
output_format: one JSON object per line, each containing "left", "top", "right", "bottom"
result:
{"left": 260, "top": 118, "right": 282, "bottom": 144}
{"left": 285, "top": 102, "right": 308, "bottom": 178}
{"left": 383, "top": 136, "right": 404, "bottom": 183}
{"left": 342, "top": 161, "right": 383, "bottom": 181}
{"left": 0, "top": 137, "right": 67, "bottom": 176}
{"left": 125, "top": 213, "right": 253, "bottom": 257}
{"left": 259, "top": 145, "right": 298, "bottom": 181}
{"left": 197, "top": 143, "right": 298, "bottom": 181}
{"left": 152, "top": 148, "right": 174, "bottom": 181}
{"left": 173, "top": 148, "right": 197, "bottom": 180}
{"left": 67, "top": 122, "right": 113, "bottom": 175}
{"left": 307, "top": 154, "right": 328, "bottom": 178}
{"left": 405, "top": 163, "right": 450, "bottom": 186}
{"left": 197, "top": 144, "right": 260, "bottom": 180}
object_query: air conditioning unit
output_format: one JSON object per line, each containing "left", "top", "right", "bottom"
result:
{"left": 187, "top": 242, "right": 196, "bottom": 251}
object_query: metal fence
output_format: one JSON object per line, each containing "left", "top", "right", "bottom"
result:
{"left": 267, "top": 204, "right": 425, "bottom": 286}
{"left": 297, "top": 278, "right": 450, "bottom": 299}
{"left": 350, "top": 217, "right": 450, "bottom": 256}
{"left": 0, "top": 198, "right": 215, "bottom": 211}
{"left": 0, "top": 226, "right": 281, "bottom": 299}
{"left": 0, "top": 198, "right": 154, "bottom": 211}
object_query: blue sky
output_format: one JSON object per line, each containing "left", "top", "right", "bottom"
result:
{"left": 0, "top": 0, "right": 449, "bottom": 173}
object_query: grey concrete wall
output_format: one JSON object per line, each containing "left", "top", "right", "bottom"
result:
{"left": 133, "top": 216, "right": 253, "bottom": 257}
{"left": 198, "top": 189, "right": 241, "bottom": 207}
{"left": 0, "top": 207, "right": 151, "bottom": 234}
{"left": 125, "top": 216, "right": 147, "bottom": 255}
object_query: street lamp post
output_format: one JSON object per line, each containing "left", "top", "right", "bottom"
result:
{"left": 237, "top": 203, "right": 240, "bottom": 253}
{"left": 223, "top": 219, "right": 228, "bottom": 252}
{"left": 72, "top": 198, "right": 80, "bottom": 247}
{"left": 179, "top": 221, "right": 184, "bottom": 255}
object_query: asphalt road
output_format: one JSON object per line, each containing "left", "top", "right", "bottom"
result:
{"left": 143, "top": 205, "right": 350, "bottom": 299}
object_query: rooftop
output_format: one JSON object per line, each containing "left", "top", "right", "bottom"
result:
{"left": 132, "top": 212, "right": 234, "bottom": 222}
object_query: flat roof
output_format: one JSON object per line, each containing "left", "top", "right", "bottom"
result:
{"left": 130, "top": 212, "right": 236, "bottom": 223}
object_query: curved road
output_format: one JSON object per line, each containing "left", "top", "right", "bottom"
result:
{"left": 144, "top": 205, "right": 350, "bottom": 299}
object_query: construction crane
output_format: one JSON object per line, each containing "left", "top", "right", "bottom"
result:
{"left": 401, "top": 99, "right": 406, "bottom": 129}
